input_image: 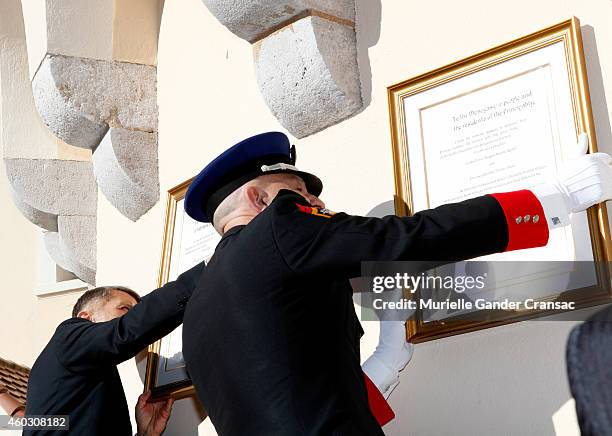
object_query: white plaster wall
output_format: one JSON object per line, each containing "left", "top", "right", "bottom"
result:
{"left": 0, "top": 156, "right": 38, "bottom": 367}
{"left": 0, "top": 0, "right": 86, "bottom": 369}
{"left": 21, "top": 0, "right": 46, "bottom": 79}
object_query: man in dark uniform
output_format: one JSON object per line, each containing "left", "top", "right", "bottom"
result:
{"left": 182, "top": 132, "right": 612, "bottom": 435}
{"left": 25, "top": 262, "right": 205, "bottom": 436}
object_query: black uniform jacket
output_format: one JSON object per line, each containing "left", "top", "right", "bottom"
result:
{"left": 24, "top": 261, "right": 205, "bottom": 436}
{"left": 182, "top": 190, "right": 510, "bottom": 436}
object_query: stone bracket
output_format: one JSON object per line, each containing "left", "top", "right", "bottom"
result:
{"left": 201, "top": 0, "right": 363, "bottom": 138}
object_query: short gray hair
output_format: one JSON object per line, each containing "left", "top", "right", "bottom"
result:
{"left": 72, "top": 286, "right": 140, "bottom": 317}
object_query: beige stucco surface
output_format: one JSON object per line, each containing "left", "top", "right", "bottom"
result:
{"left": 2, "top": 0, "right": 612, "bottom": 434}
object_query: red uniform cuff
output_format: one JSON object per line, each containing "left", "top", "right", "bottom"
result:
{"left": 489, "top": 190, "right": 549, "bottom": 252}
{"left": 364, "top": 372, "right": 395, "bottom": 426}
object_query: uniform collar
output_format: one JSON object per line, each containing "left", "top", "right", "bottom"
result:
{"left": 221, "top": 225, "right": 246, "bottom": 241}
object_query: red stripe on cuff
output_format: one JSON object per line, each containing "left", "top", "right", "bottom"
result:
{"left": 489, "top": 190, "right": 549, "bottom": 252}
{"left": 364, "top": 372, "right": 395, "bottom": 427}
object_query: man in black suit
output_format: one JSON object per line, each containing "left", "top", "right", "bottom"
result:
{"left": 181, "top": 131, "right": 612, "bottom": 436}
{"left": 25, "top": 261, "right": 204, "bottom": 436}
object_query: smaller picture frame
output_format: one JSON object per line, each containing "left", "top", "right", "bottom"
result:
{"left": 144, "top": 178, "right": 221, "bottom": 399}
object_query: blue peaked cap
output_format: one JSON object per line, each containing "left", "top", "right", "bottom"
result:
{"left": 185, "top": 132, "right": 323, "bottom": 223}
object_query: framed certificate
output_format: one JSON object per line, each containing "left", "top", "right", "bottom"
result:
{"left": 144, "top": 178, "right": 221, "bottom": 399}
{"left": 387, "top": 18, "right": 612, "bottom": 342}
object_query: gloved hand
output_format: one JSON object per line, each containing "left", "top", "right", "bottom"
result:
{"left": 532, "top": 133, "right": 612, "bottom": 228}
{"left": 362, "top": 288, "right": 414, "bottom": 399}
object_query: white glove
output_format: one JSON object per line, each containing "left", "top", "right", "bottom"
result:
{"left": 532, "top": 133, "right": 612, "bottom": 228}
{"left": 362, "top": 306, "right": 413, "bottom": 399}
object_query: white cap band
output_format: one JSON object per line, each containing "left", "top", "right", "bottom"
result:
{"left": 261, "top": 163, "right": 300, "bottom": 172}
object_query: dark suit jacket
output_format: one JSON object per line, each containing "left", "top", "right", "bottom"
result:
{"left": 24, "top": 261, "right": 205, "bottom": 436}
{"left": 183, "top": 190, "right": 511, "bottom": 436}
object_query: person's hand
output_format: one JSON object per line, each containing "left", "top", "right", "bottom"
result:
{"left": 362, "top": 288, "right": 414, "bottom": 399}
{"left": 531, "top": 133, "right": 612, "bottom": 229}
{"left": 376, "top": 319, "right": 414, "bottom": 371}
{"left": 0, "top": 385, "right": 26, "bottom": 417}
{"left": 555, "top": 133, "right": 612, "bottom": 213}
{"left": 135, "top": 390, "right": 174, "bottom": 436}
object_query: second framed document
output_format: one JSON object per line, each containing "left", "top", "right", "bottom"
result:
{"left": 388, "top": 17, "right": 612, "bottom": 342}
{"left": 144, "top": 178, "right": 221, "bottom": 399}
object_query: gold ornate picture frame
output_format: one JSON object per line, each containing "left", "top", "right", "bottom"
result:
{"left": 387, "top": 18, "right": 612, "bottom": 342}
{"left": 144, "top": 178, "right": 221, "bottom": 399}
